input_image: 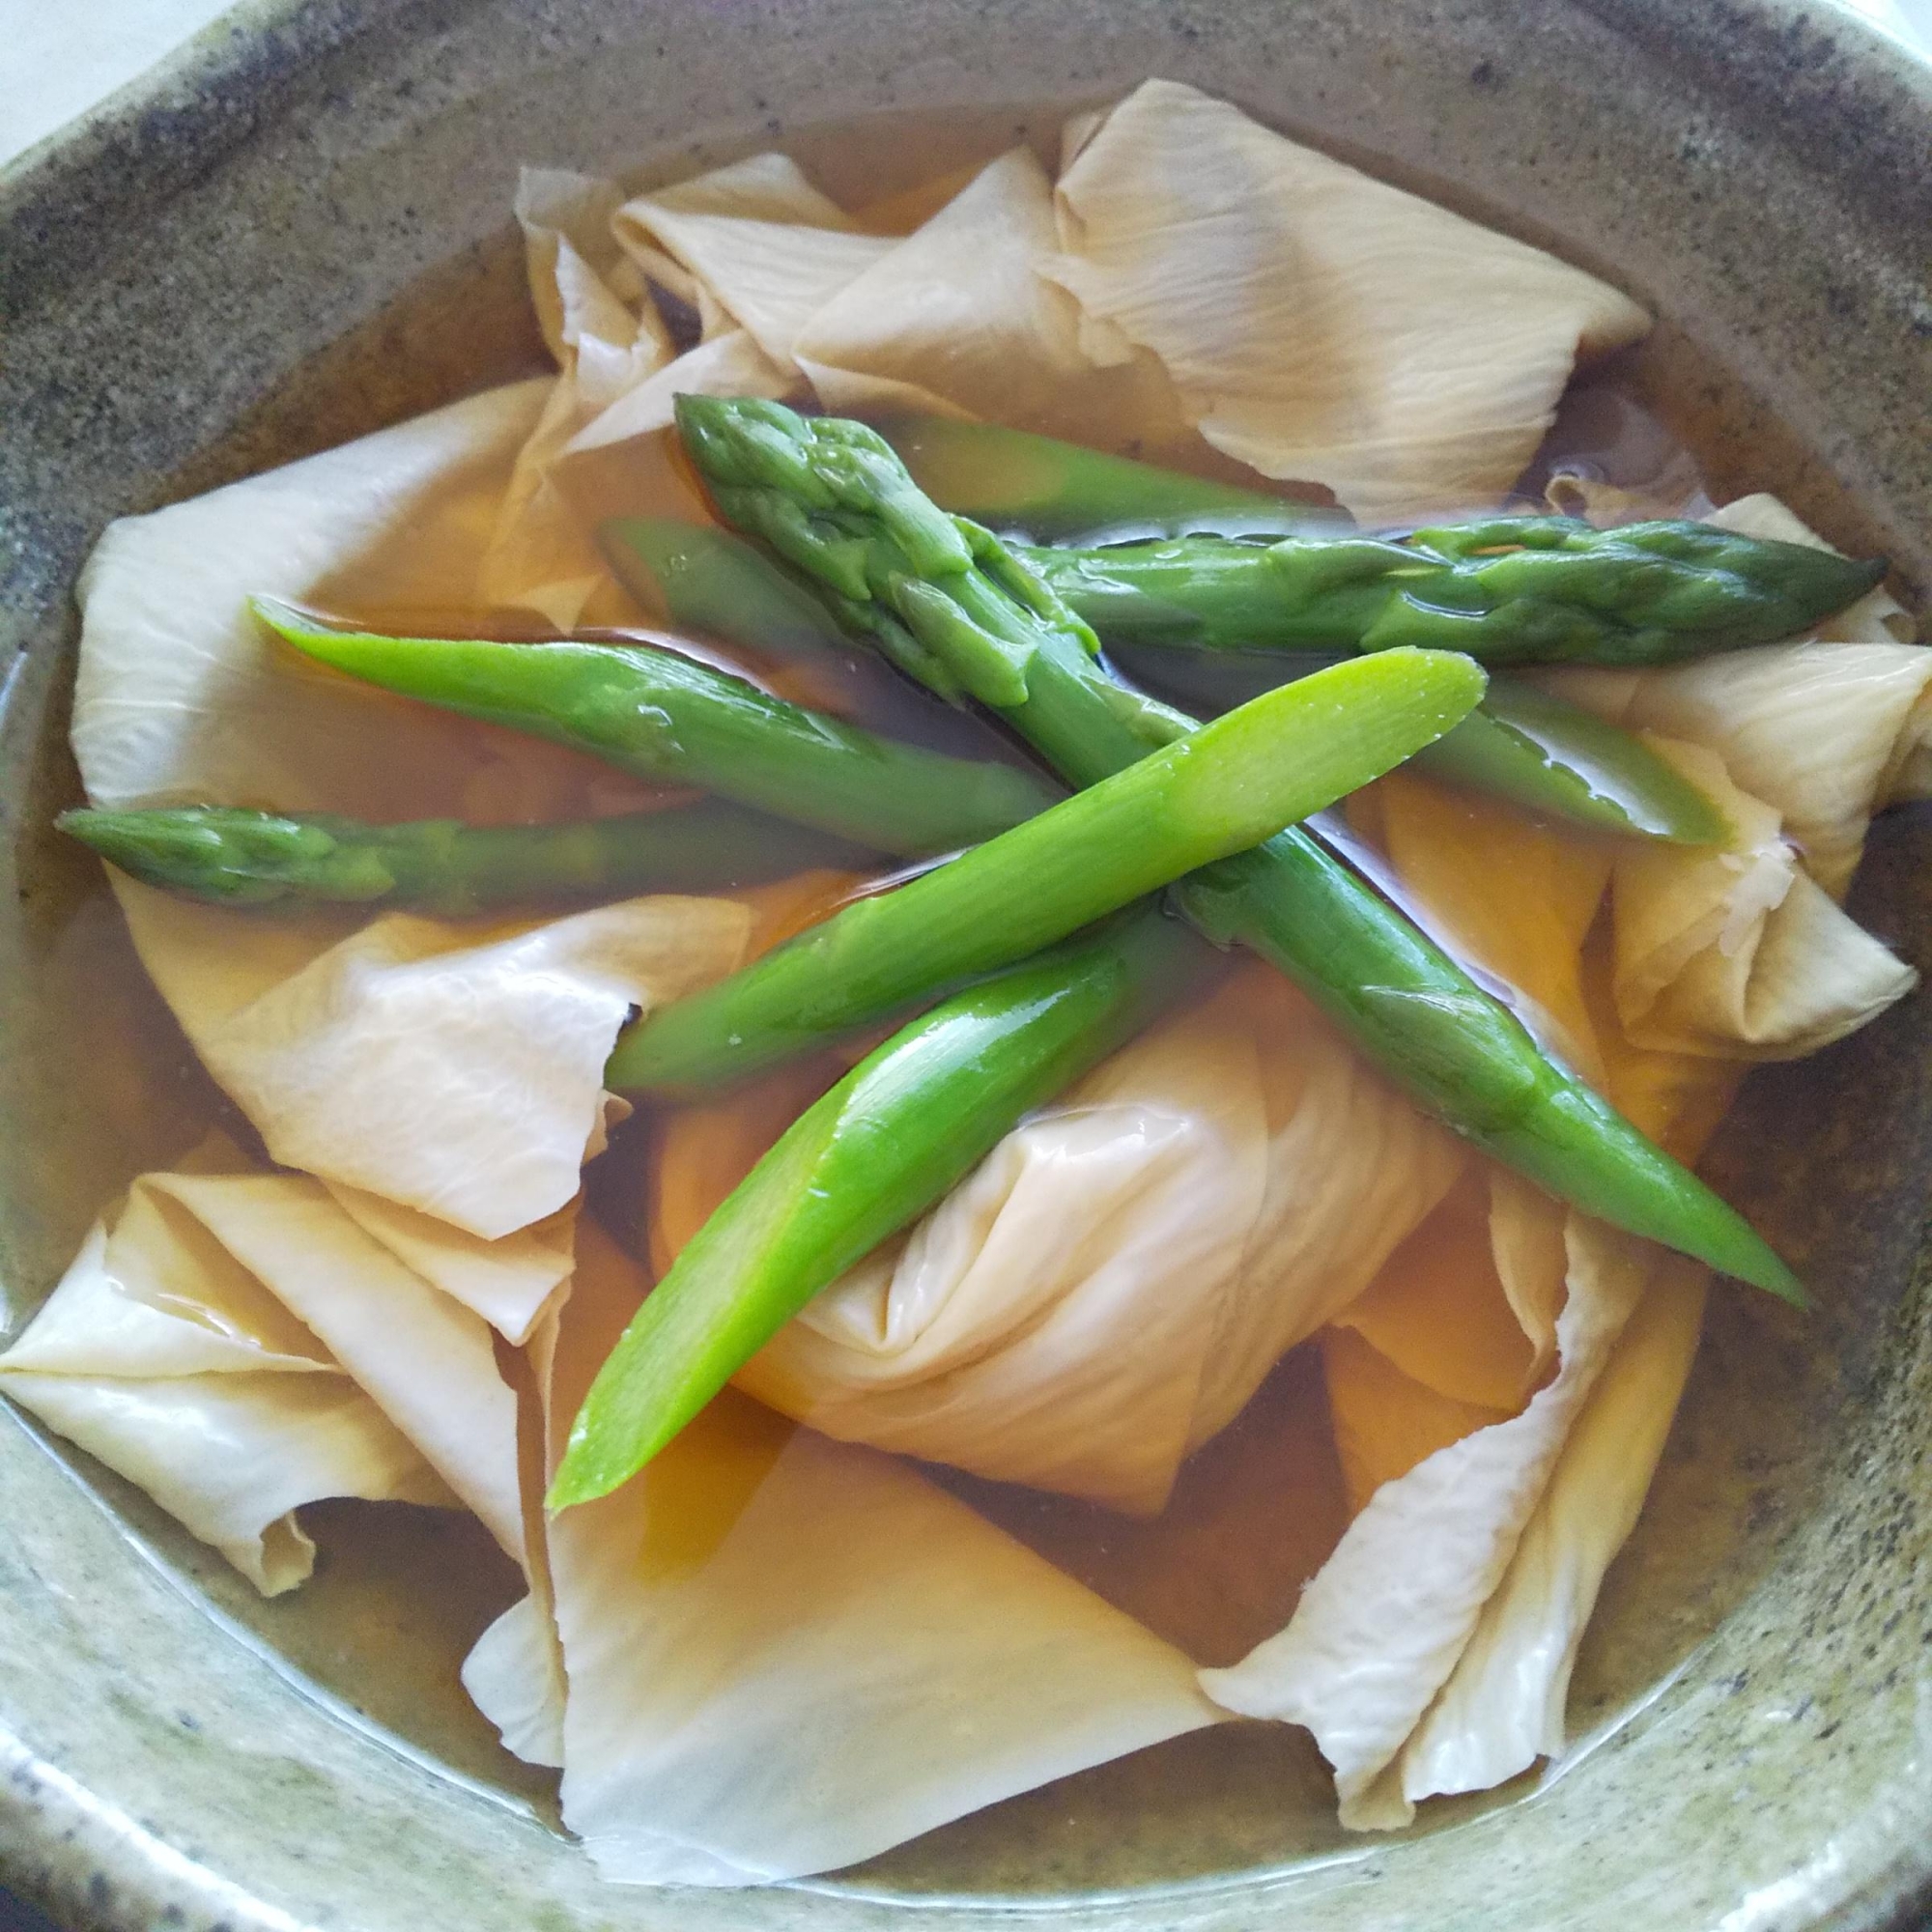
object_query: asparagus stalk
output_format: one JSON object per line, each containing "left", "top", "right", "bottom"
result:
{"left": 554, "top": 911, "right": 1212, "bottom": 1504}
{"left": 1119, "top": 645, "right": 1730, "bottom": 845}
{"left": 59, "top": 802, "right": 871, "bottom": 915}
{"left": 607, "top": 646, "right": 1486, "bottom": 1094}
{"left": 675, "top": 395, "right": 1806, "bottom": 1306}
{"left": 600, "top": 519, "right": 1727, "bottom": 846}
{"left": 875, "top": 421, "right": 1739, "bottom": 843}
{"left": 1428, "top": 683, "right": 1729, "bottom": 842}
{"left": 877, "top": 412, "right": 1347, "bottom": 541}
{"left": 599, "top": 517, "right": 851, "bottom": 659}
{"left": 252, "top": 597, "right": 1058, "bottom": 859}
{"left": 1015, "top": 521, "right": 1887, "bottom": 667}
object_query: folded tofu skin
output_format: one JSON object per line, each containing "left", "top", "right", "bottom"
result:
{"left": 6, "top": 77, "right": 1919, "bottom": 1890}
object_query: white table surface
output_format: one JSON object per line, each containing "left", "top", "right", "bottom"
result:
{"left": 2, "top": 0, "right": 1928, "bottom": 170}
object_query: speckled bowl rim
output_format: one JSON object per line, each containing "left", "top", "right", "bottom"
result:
{"left": 2, "top": 3, "right": 1930, "bottom": 1929}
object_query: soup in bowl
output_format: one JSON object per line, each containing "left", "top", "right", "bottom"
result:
{"left": 0, "top": 4, "right": 1928, "bottom": 1929}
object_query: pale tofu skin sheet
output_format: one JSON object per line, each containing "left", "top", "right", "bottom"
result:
{"left": 659, "top": 971, "right": 1464, "bottom": 1514}
{"left": 19, "top": 364, "right": 1222, "bottom": 1884}
{"left": 1201, "top": 508, "right": 1918, "bottom": 1822}
{"left": 530, "top": 1229, "right": 1219, "bottom": 1885}
{"left": 0, "top": 1146, "right": 461, "bottom": 1594}
{"left": 5, "top": 77, "right": 1924, "bottom": 1882}
{"left": 1045, "top": 80, "right": 1652, "bottom": 520}
{"left": 68, "top": 380, "right": 753, "bottom": 1319}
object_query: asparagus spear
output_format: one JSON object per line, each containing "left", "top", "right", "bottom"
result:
{"left": 554, "top": 911, "right": 1212, "bottom": 1504}
{"left": 252, "top": 597, "right": 1058, "bottom": 859}
{"left": 1015, "top": 521, "right": 1887, "bottom": 667}
{"left": 1427, "top": 683, "right": 1728, "bottom": 842}
{"left": 675, "top": 395, "right": 1805, "bottom": 1305}
{"left": 598, "top": 517, "right": 851, "bottom": 660}
{"left": 871, "top": 415, "right": 1882, "bottom": 664}
{"left": 877, "top": 412, "right": 1347, "bottom": 541}
{"left": 596, "top": 522, "right": 1727, "bottom": 846}
{"left": 853, "top": 425, "right": 1734, "bottom": 843}
{"left": 607, "top": 646, "right": 1486, "bottom": 1094}
{"left": 1119, "top": 645, "right": 1730, "bottom": 845}
{"left": 59, "top": 802, "right": 871, "bottom": 915}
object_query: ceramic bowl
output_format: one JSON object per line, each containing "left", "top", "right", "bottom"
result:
{"left": 2, "top": 3, "right": 1928, "bottom": 1927}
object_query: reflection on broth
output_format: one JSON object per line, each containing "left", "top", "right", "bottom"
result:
{"left": 1, "top": 75, "right": 1922, "bottom": 1899}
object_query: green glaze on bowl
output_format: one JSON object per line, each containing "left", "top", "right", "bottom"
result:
{"left": 2, "top": 3, "right": 1929, "bottom": 1928}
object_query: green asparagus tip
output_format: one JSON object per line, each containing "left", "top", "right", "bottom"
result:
{"left": 1677, "top": 1178, "right": 1809, "bottom": 1307}
{"left": 677, "top": 393, "right": 983, "bottom": 578}
{"left": 250, "top": 594, "right": 357, "bottom": 665}
{"left": 1526, "top": 1087, "right": 1810, "bottom": 1310}
{"left": 250, "top": 592, "right": 315, "bottom": 631}
{"left": 1726, "top": 1234, "right": 1809, "bottom": 1310}
{"left": 251, "top": 596, "right": 506, "bottom": 718}
{"left": 673, "top": 394, "right": 833, "bottom": 507}
{"left": 59, "top": 804, "right": 333, "bottom": 898}
{"left": 58, "top": 802, "right": 410, "bottom": 906}
{"left": 1838, "top": 558, "right": 1891, "bottom": 632}
{"left": 59, "top": 806, "right": 197, "bottom": 871}
{"left": 548, "top": 1448, "right": 614, "bottom": 1511}
{"left": 252, "top": 594, "right": 447, "bottom": 684}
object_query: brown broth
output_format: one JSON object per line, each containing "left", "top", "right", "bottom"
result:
{"left": 0, "top": 100, "right": 1862, "bottom": 1902}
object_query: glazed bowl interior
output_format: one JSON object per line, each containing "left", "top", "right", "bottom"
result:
{"left": 2, "top": 4, "right": 1930, "bottom": 1929}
